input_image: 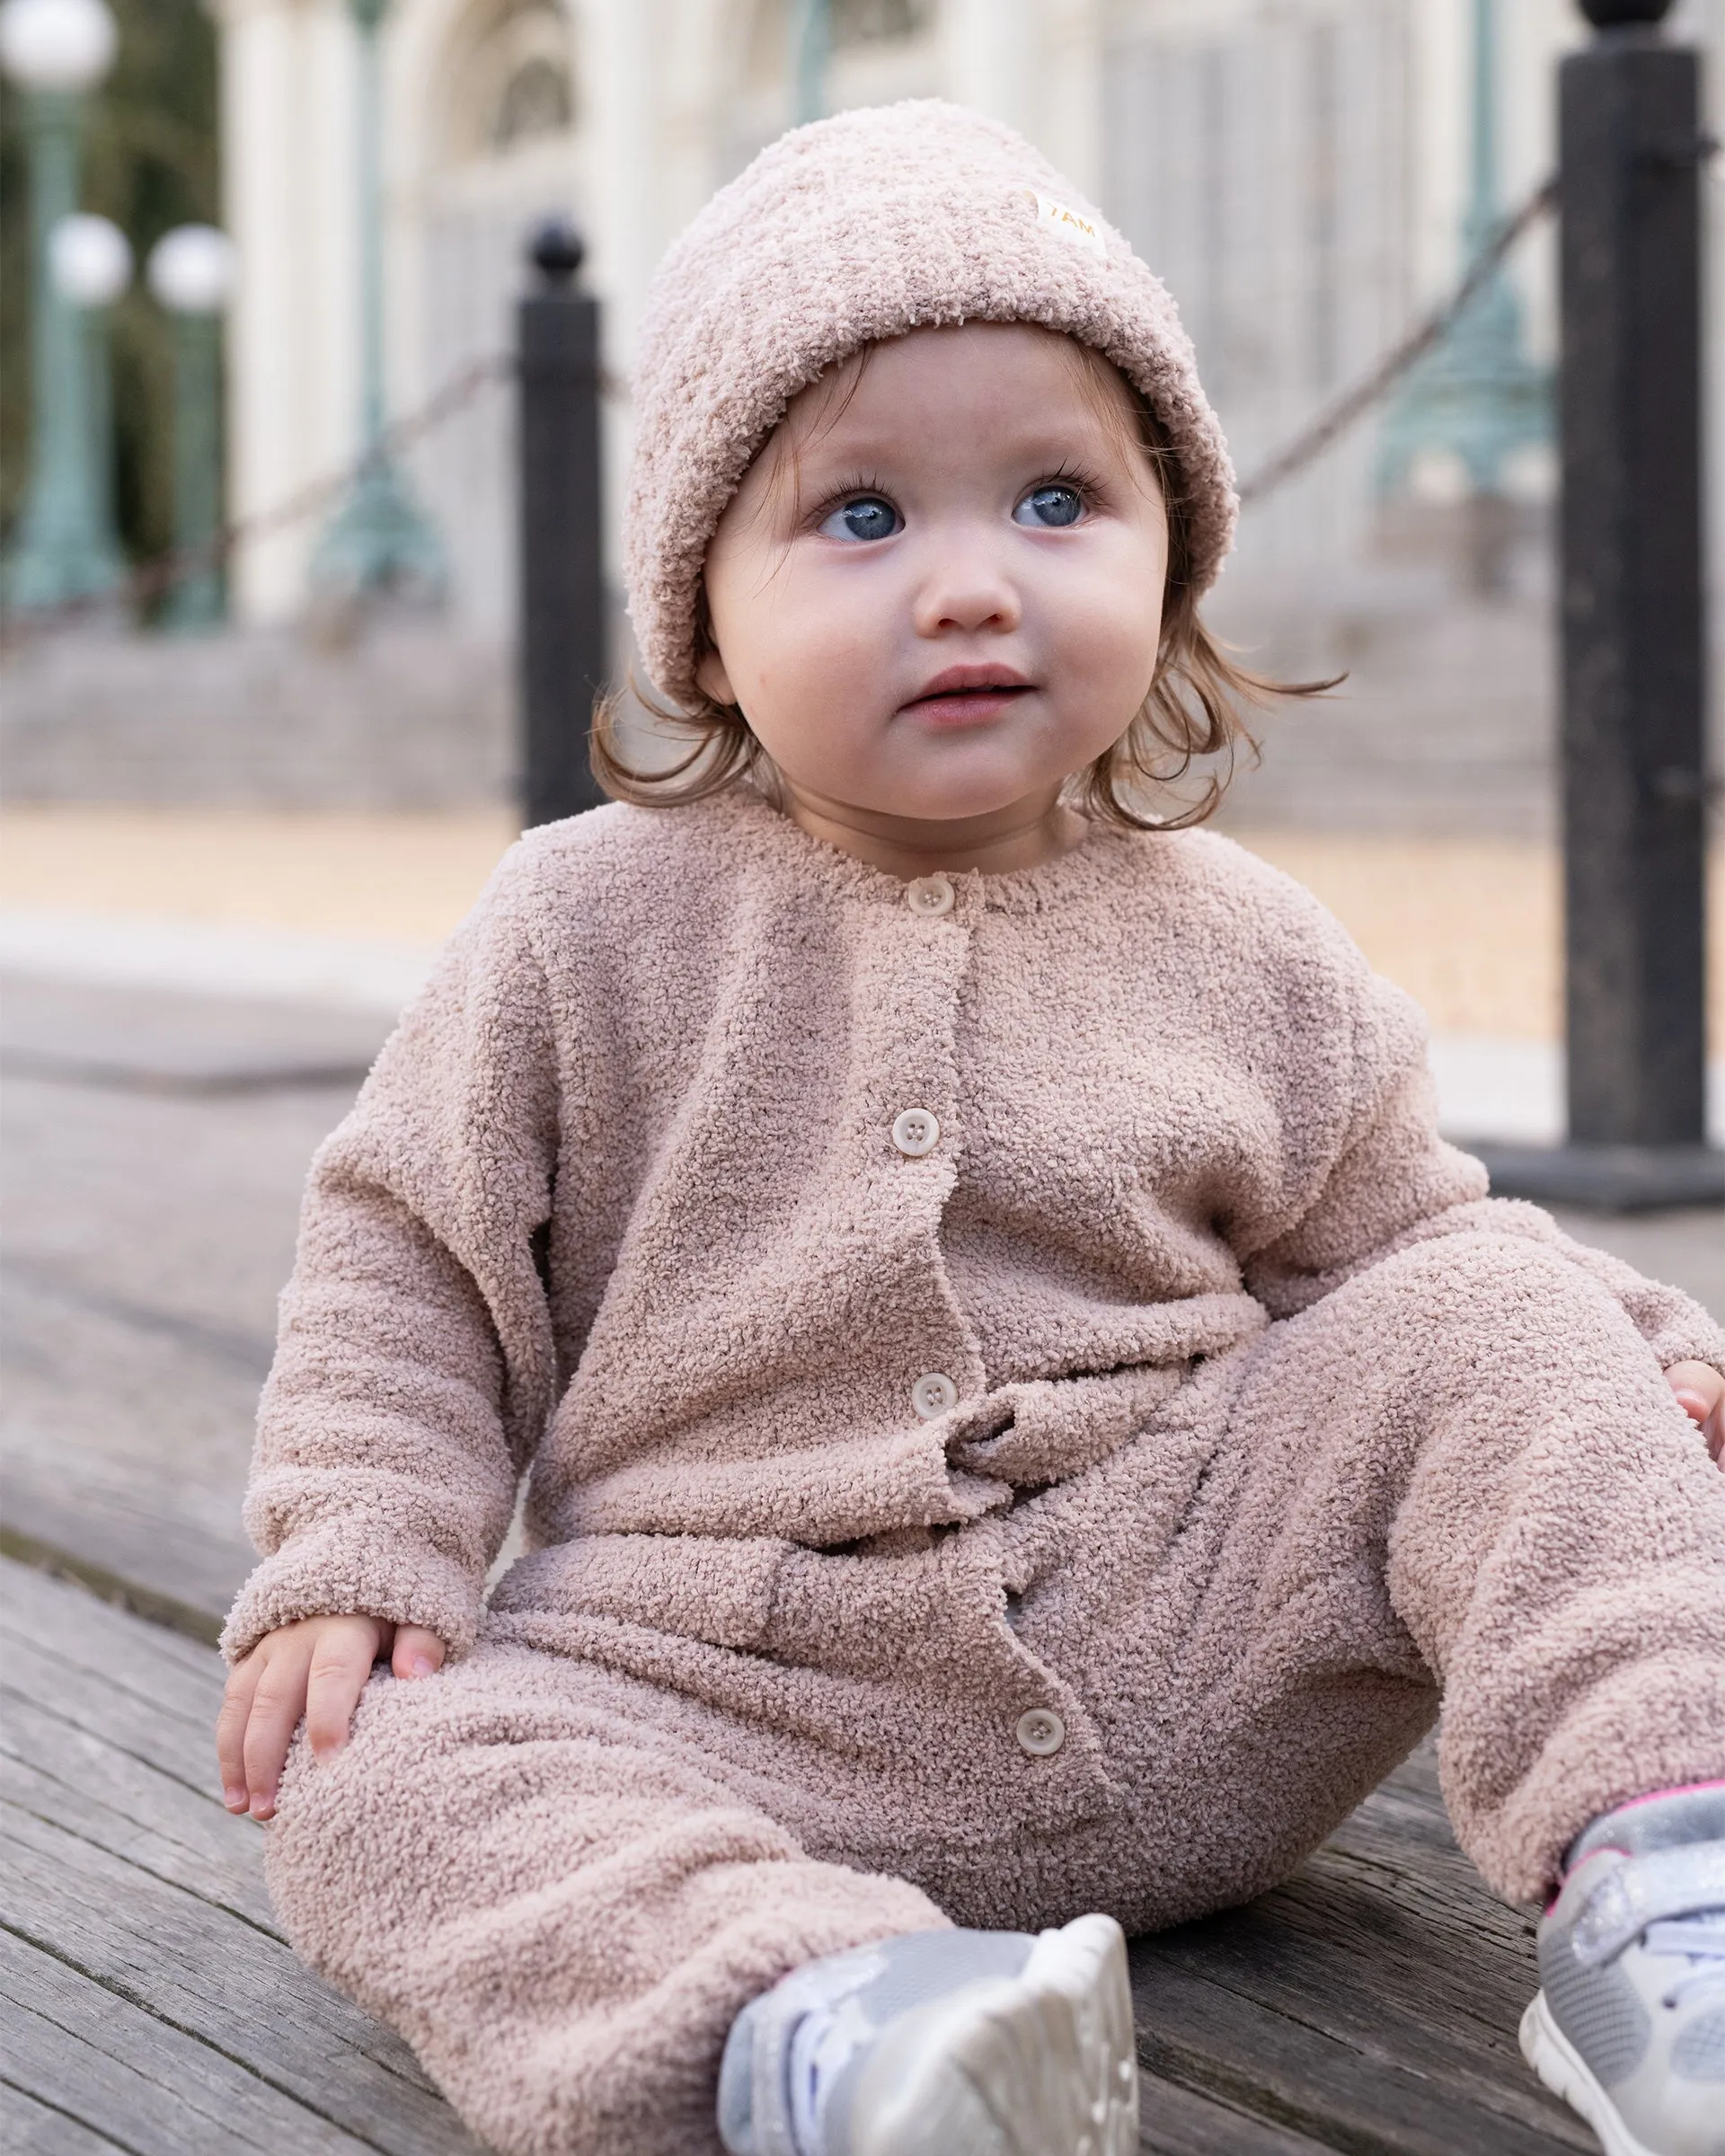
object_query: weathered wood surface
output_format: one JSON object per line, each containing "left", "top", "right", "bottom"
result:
{"left": 1, "top": 976, "right": 389, "bottom": 1642}
{"left": 0, "top": 1560, "right": 486, "bottom": 2156}
{"left": 4, "top": 973, "right": 1658, "bottom": 2152}
{"left": 0, "top": 1557, "right": 1585, "bottom": 2154}
{"left": 1128, "top": 1747, "right": 1587, "bottom": 2154}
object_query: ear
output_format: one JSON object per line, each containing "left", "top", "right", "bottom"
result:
{"left": 694, "top": 643, "right": 737, "bottom": 707}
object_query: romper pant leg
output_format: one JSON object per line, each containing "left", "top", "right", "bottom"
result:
{"left": 1009, "top": 1227, "right": 1725, "bottom": 1923}
{"left": 263, "top": 1639, "right": 945, "bottom": 2156}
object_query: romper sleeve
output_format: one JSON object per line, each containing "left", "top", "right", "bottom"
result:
{"left": 1238, "top": 945, "right": 1725, "bottom": 1374}
{"left": 220, "top": 859, "right": 562, "bottom": 1664}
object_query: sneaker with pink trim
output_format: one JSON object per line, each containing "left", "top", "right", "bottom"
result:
{"left": 1521, "top": 1785, "right": 1725, "bottom": 2156}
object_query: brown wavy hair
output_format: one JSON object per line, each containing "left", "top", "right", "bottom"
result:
{"left": 593, "top": 340, "right": 1336, "bottom": 830}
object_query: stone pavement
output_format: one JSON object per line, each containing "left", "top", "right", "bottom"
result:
{"left": 0, "top": 625, "right": 513, "bottom": 812}
{"left": 4, "top": 805, "right": 1721, "bottom": 1153}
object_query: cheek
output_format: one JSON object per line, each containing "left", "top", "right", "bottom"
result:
{"left": 1041, "top": 543, "right": 1164, "bottom": 690}
{"left": 725, "top": 563, "right": 894, "bottom": 708}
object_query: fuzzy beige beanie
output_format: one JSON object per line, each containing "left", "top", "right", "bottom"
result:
{"left": 624, "top": 99, "right": 1237, "bottom": 710}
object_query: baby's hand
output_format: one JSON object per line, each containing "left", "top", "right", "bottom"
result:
{"left": 1667, "top": 1361, "right": 1725, "bottom": 1465}
{"left": 216, "top": 1613, "right": 446, "bottom": 1822}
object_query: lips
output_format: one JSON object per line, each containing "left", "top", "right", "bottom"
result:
{"left": 900, "top": 664, "right": 1035, "bottom": 727}
{"left": 910, "top": 663, "right": 1033, "bottom": 701}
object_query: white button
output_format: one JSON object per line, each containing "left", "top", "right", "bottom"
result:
{"left": 891, "top": 1108, "right": 941, "bottom": 1157}
{"left": 906, "top": 875, "right": 955, "bottom": 917}
{"left": 1015, "top": 1708, "right": 1066, "bottom": 1758}
{"left": 911, "top": 1372, "right": 959, "bottom": 1419}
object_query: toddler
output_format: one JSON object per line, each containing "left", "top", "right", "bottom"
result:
{"left": 217, "top": 103, "right": 1725, "bottom": 2156}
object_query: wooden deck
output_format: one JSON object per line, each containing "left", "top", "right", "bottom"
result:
{"left": 0, "top": 1555, "right": 1587, "bottom": 2155}
{"left": 1, "top": 970, "right": 1632, "bottom": 2152}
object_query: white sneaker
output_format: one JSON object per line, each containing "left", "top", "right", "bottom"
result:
{"left": 1521, "top": 1786, "right": 1725, "bottom": 2156}
{"left": 717, "top": 1913, "right": 1139, "bottom": 2156}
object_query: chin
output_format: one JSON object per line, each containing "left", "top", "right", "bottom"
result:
{"left": 881, "top": 764, "right": 1050, "bottom": 822}
{"left": 885, "top": 791, "right": 1031, "bottom": 825}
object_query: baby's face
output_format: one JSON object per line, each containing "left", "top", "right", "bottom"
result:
{"left": 696, "top": 323, "right": 1169, "bottom": 850}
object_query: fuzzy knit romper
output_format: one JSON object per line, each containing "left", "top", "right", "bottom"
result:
{"left": 225, "top": 791, "right": 1725, "bottom": 2156}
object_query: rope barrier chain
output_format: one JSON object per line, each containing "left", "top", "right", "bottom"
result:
{"left": 1234, "top": 174, "right": 1557, "bottom": 504}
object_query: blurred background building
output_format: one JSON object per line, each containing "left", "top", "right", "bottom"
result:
{"left": 211, "top": 2, "right": 1723, "bottom": 722}
{"left": 3, "top": 0, "right": 1721, "bottom": 828}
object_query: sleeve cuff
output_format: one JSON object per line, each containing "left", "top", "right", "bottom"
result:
{"left": 221, "top": 1526, "right": 485, "bottom": 1665}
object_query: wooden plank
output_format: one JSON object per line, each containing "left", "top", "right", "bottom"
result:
{"left": 0, "top": 1562, "right": 484, "bottom": 2156}
{"left": 0, "top": 2081, "right": 134, "bottom": 2155}
{"left": 2, "top": 1051, "right": 334, "bottom": 1639}
{"left": 0, "top": 1933, "right": 382, "bottom": 2156}
{"left": 1129, "top": 1750, "right": 1591, "bottom": 2154}
{"left": 3, "top": 1556, "right": 230, "bottom": 1703}
{"left": 1137, "top": 2078, "right": 1340, "bottom": 2155}
{"left": 0, "top": 1702, "right": 278, "bottom": 1934}
{"left": 0, "top": 1499, "right": 238, "bottom": 1648}
{"left": 1, "top": 1803, "right": 482, "bottom": 2156}
{"left": 0, "top": 1631, "right": 224, "bottom": 1799}
{"left": 0, "top": 1607, "right": 231, "bottom": 1798}
{"left": 0, "top": 976, "right": 392, "bottom": 1092}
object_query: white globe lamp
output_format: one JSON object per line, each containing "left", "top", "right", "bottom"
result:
{"left": 146, "top": 225, "right": 237, "bottom": 314}
{"left": 49, "top": 211, "right": 131, "bottom": 306}
{"left": 0, "top": 0, "right": 117, "bottom": 93}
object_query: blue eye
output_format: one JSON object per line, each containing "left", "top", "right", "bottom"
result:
{"left": 818, "top": 495, "right": 901, "bottom": 543}
{"left": 1014, "top": 484, "right": 1084, "bottom": 529}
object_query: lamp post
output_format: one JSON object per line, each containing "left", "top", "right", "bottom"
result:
{"left": 49, "top": 211, "right": 130, "bottom": 612}
{"left": 1376, "top": 0, "right": 1549, "bottom": 591}
{"left": 792, "top": 0, "right": 828, "bottom": 125}
{"left": 147, "top": 224, "right": 236, "bottom": 632}
{"left": 1478, "top": 0, "right": 1721, "bottom": 1209}
{"left": 311, "top": 0, "right": 443, "bottom": 603}
{"left": 0, "top": 0, "right": 124, "bottom": 614}
{"left": 518, "top": 219, "right": 606, "bottom": 826}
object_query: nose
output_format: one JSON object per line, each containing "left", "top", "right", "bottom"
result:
{"left": 911, "top": 528, "right": 1022, "bottom": 640}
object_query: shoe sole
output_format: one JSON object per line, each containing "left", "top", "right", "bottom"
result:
{"left": 846, "top": 1913, "right": 1139, "bottom": 2156}
{"left": 1519, "top": 1991, "right": 1662, "bottom": 2156}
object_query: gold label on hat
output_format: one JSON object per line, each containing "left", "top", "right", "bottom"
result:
{"left": 1031, "top": 193, "right": 1106, "bottom": 261}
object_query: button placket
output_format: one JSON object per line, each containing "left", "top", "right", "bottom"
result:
{"left": 883, "top": 873, "right": 977, "bottom": 1466}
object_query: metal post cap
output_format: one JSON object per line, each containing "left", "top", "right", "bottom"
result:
{"left": 1577, "top": 1, "right": 1672, "bottom": 26}
{"left": 528, "top": 217, "right": 585, "bottom": 287}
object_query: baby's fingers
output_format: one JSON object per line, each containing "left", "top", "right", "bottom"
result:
{"left": 216, "top": 1655, "right": 263, "bottom": 1812}
{"left": 391, "top": 1624, "right": 446, "bottom": 1681}
{"left": 1666, "top": 1361, "right": 1725, "bottom": 1465}
{"left": 304, "top": 1618, "right": 388, "bottom": 1765}
{"left": 243, "top": 1642, "right": 317, "bottom": 1821}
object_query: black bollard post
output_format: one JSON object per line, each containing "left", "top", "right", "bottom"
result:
{"left": 518, "top": 217, "right": 609, "bottom": 828}
{"left": 1478, "top": 0, "right": 1721, "bottom": 1210}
